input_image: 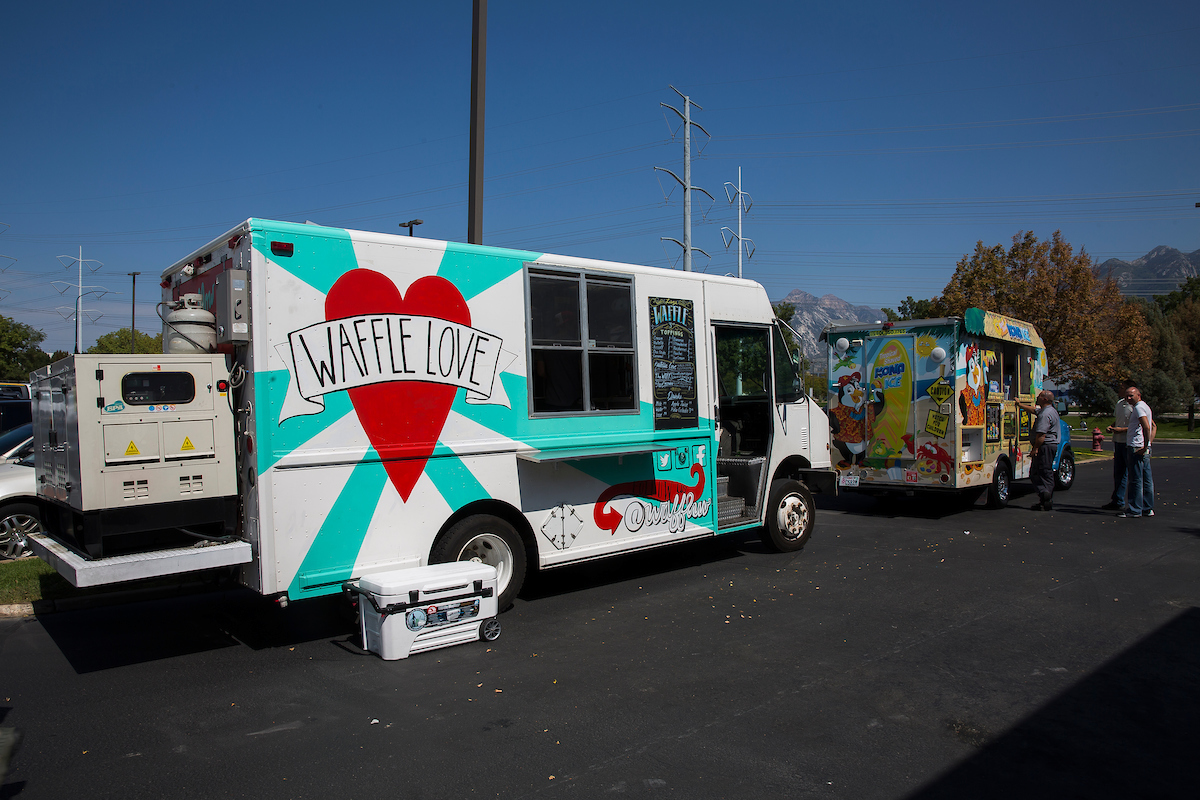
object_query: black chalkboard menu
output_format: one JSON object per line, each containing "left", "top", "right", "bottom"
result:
{"left": 649, "top": 296, "right": 698, "bottom": 429}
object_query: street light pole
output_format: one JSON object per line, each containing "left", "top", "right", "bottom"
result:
{"left": 399, "top": 219, "right": 424, "bottom": 237}
{"left": 128, "top": 272, "right": 141, "bottom": 353}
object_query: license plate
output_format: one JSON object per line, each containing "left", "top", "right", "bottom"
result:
{"left": 839, "top": 474, "right": 860, "bottom": 487}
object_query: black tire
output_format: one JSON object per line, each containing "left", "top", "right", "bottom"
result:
{"left": 1055, "top": 447, "right": 1075, "bottom": 491}
{"left": 986, "top": 461, "right": 1010, "bottom": 509}
{"left": 759, "top": 479, "right": 814, "bottom": 553}
{"left": 431, "top": 515, "right": 527, "bottom": 611}
{"left": 0, "top": 502, "right": 40, "bottom": 559}
{"left": 481, "top": 618, "right": 502, "bottom": 642}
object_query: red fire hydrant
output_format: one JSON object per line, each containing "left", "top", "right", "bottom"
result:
{"left": 1092, "top": 428, "right": 1104, "bottom": 452}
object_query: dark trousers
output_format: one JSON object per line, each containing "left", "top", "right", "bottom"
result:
{"left": 1031, "top": 445, "right": 1056, "bottom": 499}
{"left": 1111, "top": 442, "right": 1127, "bottom": 505}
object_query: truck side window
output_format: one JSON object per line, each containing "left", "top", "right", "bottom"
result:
{"left": 529, "top": 269, "right": 636, "bottom": 414}
{"left": 1018, "top": 346, "right": 1033, "bottom": 397}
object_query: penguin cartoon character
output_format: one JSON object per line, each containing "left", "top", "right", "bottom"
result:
{"left": 958, "top": 343, "right": 987, "bottom": 426}
{"left": 830, "top": 372, "right": 885, "bottom": 468}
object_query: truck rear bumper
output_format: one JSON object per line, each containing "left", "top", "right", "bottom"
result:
{"left": 28, "top": 532, "right": 252, "bottom": 588}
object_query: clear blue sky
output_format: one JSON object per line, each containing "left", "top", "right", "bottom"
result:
{"left": 2, "top": 0, "right": 1198, "bottom": 354}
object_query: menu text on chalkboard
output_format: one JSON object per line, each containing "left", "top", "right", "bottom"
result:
{"left": 649, "top": 297, "right": 698, "bottom": 429}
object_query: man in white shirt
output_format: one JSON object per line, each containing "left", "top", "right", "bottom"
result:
{"left": 1119, "top": 386, "right": 1154, "bottom": 518}
{"left": 1102, "top": 379, "right": 1133, "bottom": 510}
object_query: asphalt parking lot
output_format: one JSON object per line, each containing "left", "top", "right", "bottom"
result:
{"left": 2, "top": 442, "right": 1198, "bottom": 799}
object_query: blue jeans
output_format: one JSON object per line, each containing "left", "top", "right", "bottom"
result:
{"left": 1111, "top": 442, "right": 1127, "bottom": 505}
{"left": 1143, "top": 447, "right": 1154, "bottom": 513}
{"left": 1125, "top": 445, "right": 1151, "bottom": 516}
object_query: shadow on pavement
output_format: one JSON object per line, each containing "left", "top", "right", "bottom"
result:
{"left": 521, "top": 529, "right": 756, "bottom": 602}
{"left": 36, "top": 589, "right": 356, "bottom": 673}
{"left": 906, "top": 607, "right": 1200, "bottom": 800}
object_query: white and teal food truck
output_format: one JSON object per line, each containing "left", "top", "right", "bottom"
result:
{"left": 30, "top": 220, "right": 835, "bottom": 609}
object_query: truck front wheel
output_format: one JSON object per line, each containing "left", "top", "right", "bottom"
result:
{"left": 760, "top": 480, "right": 814, "bottom": 553}
{"left": 431, "top": 515, "right": 527, "bottom": 610}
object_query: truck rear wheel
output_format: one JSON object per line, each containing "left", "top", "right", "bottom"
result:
{"left": 431, "top": 515, "right": 527, "bottom": 610}
{"left": 759, "top": 480, "right": 814, "bottom": 553}
{"left": 986, "top": 462, "right": 1010, "bottom": 509}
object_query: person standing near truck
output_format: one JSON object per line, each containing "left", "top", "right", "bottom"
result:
{"left": 1102, "top": 379, "right": 1134, "bottom": 510}
{"left": 1119, "top": 386, "right": 1154, "bottom": 518}
{"left": 1018, "top": 390, "right": 1060, "bottom": 511}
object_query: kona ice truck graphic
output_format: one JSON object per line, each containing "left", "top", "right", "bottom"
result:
{"left": 29, "top": 219, "right": 835, "bottom": 609}
{"left": 821, "top": 310, "right": 1074, "bottom": 509}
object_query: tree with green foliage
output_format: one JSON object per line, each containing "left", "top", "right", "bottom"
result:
{"left": 1154, "top": 276, "right": 1200, "bottom": 427}
{"left": 0, "top": 314, "right": 52, "bottom": 381}
{"left": 882, "top": 296, "right": 938, "bottom": 322}
{"left": 1154, "top": 274, "right": 1200, "bottom": 316}
{"left": 86, "top": 328, "right": 163, "bottom": 355}
{"left": 933, "top": 230, "right": 1151, "bottom": 383}
{"left": 1125, "top": 299, "right": 1191, "bottom": 412}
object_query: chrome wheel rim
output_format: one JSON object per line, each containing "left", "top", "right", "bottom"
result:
{"left": 776, "top": 493, "right": 809, "bottom": 540}
{"left": 458, "top": 533, "right": 513, "bottom": 593}
{"left": 997, "top": 469, "right": 1010, "bottom": 503}
{"left": 0, "top": 513, "right": 38, "bottom": 559}
{"left": 1059, "top": 457, "right": 1074, "bottom": 485}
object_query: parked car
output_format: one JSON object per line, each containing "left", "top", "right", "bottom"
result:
{"left": 0, "top": 454, "right": 38, "bottom": 559}
{"left": 0, "top": 423, "right": 33, "bottom": 463}
{"left": 0, "top": 382, "right": 31, "bottom": 400}
{"left": 0, "top": 399, "right": 32, "bottom": 434}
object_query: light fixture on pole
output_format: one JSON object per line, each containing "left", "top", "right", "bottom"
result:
{"left": 399, "top": 219, "right": 424, "bottom": 237}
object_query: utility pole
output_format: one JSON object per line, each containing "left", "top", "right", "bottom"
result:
{"left": 467, "top": 0, "right": 487, "bottom": 245}
{"left": 656, "top": 86, "right": 713, "bottom": 271}
{"left": 128, "top": 272, "right": 141, "bottom": 353}
{"left": 54, "top": 247, "right": 107, "bottom": 354}
{"left": 721, "top": 167, "right": 754, "bottom": 279}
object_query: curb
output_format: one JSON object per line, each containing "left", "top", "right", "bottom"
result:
{"left": 0, "top": 603, "right": 34, "bottom": 618}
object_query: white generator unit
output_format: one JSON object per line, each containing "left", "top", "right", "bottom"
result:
{"left": 350, "top": 562, "right": 501, "bottom": 660}
{"left": 30, "top": 353, "right": 246, "bottom": 575}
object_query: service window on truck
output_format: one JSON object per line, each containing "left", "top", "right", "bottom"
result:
{"left": 527, "top": 268, "right": 637, "bottom": 415}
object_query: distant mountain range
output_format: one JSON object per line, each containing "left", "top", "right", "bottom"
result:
{"left": 1096, "top": 246, "right": 1200, "bottom": 298}
{"left": 774, "top": 290, "right": 884, "bottom": 364}
{"left": 774, "top": 245, "right": 1198, "bottom": 366}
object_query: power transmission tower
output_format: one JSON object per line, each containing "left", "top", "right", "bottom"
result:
{"left": 53, "top": 247, "right": 110, "bottom": 353}
{"left": 721, "top": 167, "right": 754, "bottom": 279}
{"left": 656, "top": 86, "right": 713, "bottom": 271}
{"left": 0, "top": 223, "right": 14, "bottom": 298}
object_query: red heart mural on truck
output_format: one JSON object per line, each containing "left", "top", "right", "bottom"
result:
{"left": 325, "top": 269, "right": 470, "bottom": 502}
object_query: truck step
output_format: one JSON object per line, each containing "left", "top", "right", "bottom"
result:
{"left": 716, "top": 475, "right": 730, "bottom": 497}
{"left": 717, "top": 495, "right": 746, "bottom": 522}
{"left": 27, "top": 533, "right": 252, "bottom": 589}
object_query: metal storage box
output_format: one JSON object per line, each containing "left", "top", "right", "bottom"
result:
{"left": 354, "top": 562, "right": 500, "bottom": 660}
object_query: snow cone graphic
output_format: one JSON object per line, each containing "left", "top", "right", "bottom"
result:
{"left": 867, "top": 339, "right": 912, "bottom": 460}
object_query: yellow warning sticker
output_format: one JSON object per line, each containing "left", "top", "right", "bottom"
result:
{"left": 125, "top": 441, "right": 140, "bottom": 456}
{"left": 181, "top": 436, "right": 195, "bottom": 451}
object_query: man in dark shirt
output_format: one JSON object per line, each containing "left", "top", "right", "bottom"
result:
{"left": 1018, "top": 390, "right": 1060, "bottom": 511}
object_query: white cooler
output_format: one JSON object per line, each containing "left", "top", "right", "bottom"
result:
{"left": 351, "top": 562, "right": 501, "bottom": 660}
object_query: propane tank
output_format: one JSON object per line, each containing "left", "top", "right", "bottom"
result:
{"left": 163, "top": 294, "right": 216, "bottom": 354}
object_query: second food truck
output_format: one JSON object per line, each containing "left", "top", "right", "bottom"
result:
{"left": 822, "top": 309, "right": 1074, "bottom": 507}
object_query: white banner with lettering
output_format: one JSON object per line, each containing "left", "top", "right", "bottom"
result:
{"left": 276, "top": 314, "right": 506, "bottom": 421}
